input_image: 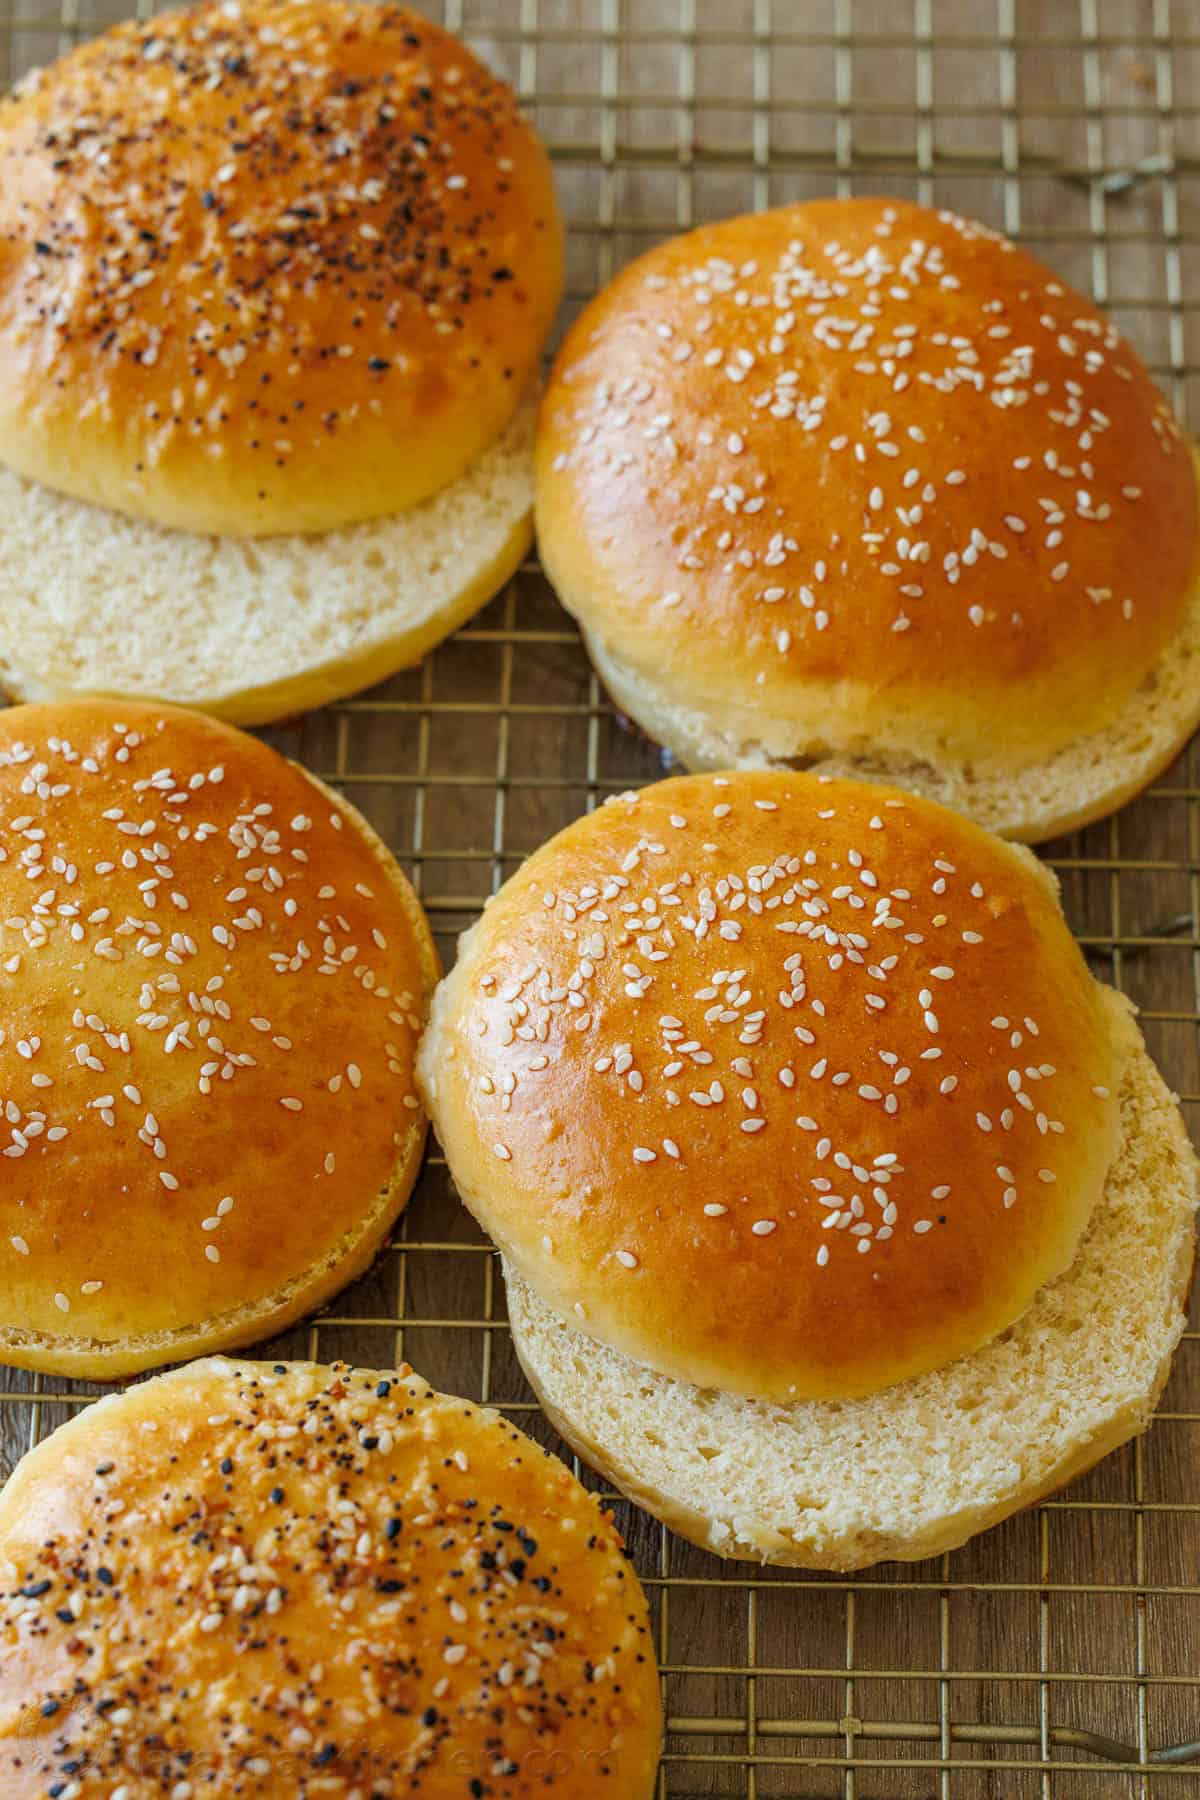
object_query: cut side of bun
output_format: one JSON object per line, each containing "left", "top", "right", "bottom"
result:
{"left": 0, "top": 403, "right": 534, "bottom": 727}
{"left": 584, "top": 573, "right": 1200, "bottom": 844}
{"left": 507, "top": 998, "right": 1198, "bottom": 1570}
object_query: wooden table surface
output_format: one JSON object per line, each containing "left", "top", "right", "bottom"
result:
{"left": 2, "top": 1, "right": 1199, "bottom": 1794}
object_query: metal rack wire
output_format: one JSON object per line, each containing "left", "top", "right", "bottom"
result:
{"left": 3, "top": 0, "right": 1200, "bottom": 1793}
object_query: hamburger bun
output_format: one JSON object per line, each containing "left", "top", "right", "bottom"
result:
{"left": 507, "top": 995, "right": 1197, "bottom": 1569}
{"left": 0, "top": 0, "right": 563, "bottom": 718}
{"left": 535, "top": 199, "right": 1200, "bottom": 841}
{"left": 0, "top": 0, "right": 561, "bottom": 536}
{"left": 0, "top": 698, "right": 439, "bottom": 1378}
{"left": 419, "top": 770, "right": 1127, "bottom": 1404}
{"left": 0, "top": 1357, "right": 663, "bottom": 1795}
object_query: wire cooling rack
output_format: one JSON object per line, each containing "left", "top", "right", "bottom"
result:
{"left": 3, "top": 0, "right": 1200, "bottom": 1794}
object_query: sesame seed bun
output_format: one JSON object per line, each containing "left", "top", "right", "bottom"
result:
{"left": 508, "top": 1001, "right": 1198, "bottom": 1569}
{"left": 0, "top": 1357, "right": 663, "bottom": 1795}
{"left": 0, "top": 699, "right": 439, "bottom": 1379}
{"left": 0, "top": 398, "right": 534, "bottom": 726}
{"left": 0, "top": 0, "right": 563, "bottom": 538}
{"left": 418, "top": 770, "right": 1127, "bottom": 1406}
{"left": 535, "top": 199, "right": 1200, "bottom": 842}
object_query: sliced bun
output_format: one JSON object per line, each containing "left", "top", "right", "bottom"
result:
{"left": 0, "top": 400, "right": 533, "bottom": 725}
{"left": 0, "top": 1358, "right": 663, "bottom": 1796}
{"left": 0, "top": 0, "right": 562, "bottom": 536}
{"left": 419, "top": 769, "right": 1124, "bottom": 1404}
{"left": 508, "top": 998, "right": 1198, "bottom": 1570}
{"left": 0, "top": 700, "right": 439, "bottom": 1377}
{"left": 536, "top": 198, "right": 1199, "bottom": 840}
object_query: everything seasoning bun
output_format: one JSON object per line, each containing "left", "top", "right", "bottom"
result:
{"left": 0, "top": 699, "right": 439, "bottom": 1377}
{"left": 0, "top": 1358, "right": 663, "bottom": 1796}
{"left": 535, "top": 199, "right": 1200, "bottom": 841}
{"left": 0, "top": 0, "right": 563, "bottom": 717}
{"left": 419, "top": 770, "right": 1199, "bottom": 1567}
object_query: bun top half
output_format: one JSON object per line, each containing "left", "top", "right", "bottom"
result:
{"left": 0, "top": 0, "right": 563, "bottom": 535}
{"left": 0, "top": 1358, "right": 662, "bottom": 1797}
{"left": 536, "top": 199, "right": 1197, "bottom": 768}
{"left": 0, "top": 699, "right": 437, "bottom": 1360}
{"left": 420, "top": 770, "right": 1124, "bottom": 1403}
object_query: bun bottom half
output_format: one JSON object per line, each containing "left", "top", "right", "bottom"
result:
{"left": 0, "top": 403, "right": 535, "bottom": 727}
{"left": 507, "top": 1000, "right": 1198, "bottom": 1571}
{"left": 581, "top": 574, "right": 1200, "bottom": 844}
{"left": 0, "top": 771, "right": 437, "bottom": 1381}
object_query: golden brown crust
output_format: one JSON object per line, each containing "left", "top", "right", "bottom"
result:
{"left": 0, "top": 1358, "right": 663, "bottom": 1796}
{"left": 0, "top": 0, "right": 562, "bottom": 535}
{"left": 536, "top": 198, "right": 1198, "bottom": 769}
{"left": 419, "top": 769, "right": 1124, "bottom": 1403}
{"left": 0, "top": 700, "right": 439, "bottom": 1374}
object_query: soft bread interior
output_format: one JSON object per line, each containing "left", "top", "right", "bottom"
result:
{"left": 507, "top": 996, "right": 1198, "bottom": 1570}
{"left": 583, "top": 568, "right": 1200, "bottom": 844}
{"left": 0, "top": 401, "right": 534, "bottom": 727}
